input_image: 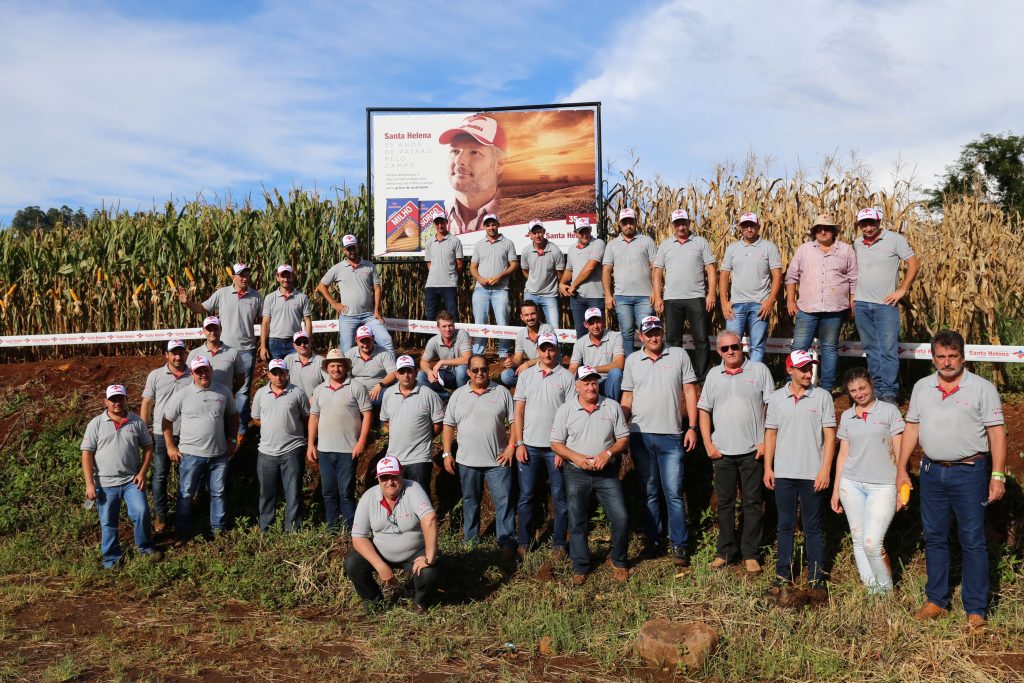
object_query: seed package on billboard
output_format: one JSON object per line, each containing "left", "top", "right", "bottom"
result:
{"left": 418, "top": 200, "right": 446, "bottom": 243}
{"left": 385, "top": 198, "right": 420, "bottom": 253}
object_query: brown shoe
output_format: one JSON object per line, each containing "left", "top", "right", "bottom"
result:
{"left": 153, "top": 518, "right": 167, "bottom": 534}
{"left": 744, "top": 559, "right": 763, "bottom": 575}
{"left": 172, "top": 537, "right": 188, "bottom": 549}
{"left": 550, "top": 547, "right": 567, "bottom": 562}
{"left": 966, "top": 614, "right": 988, "bottom": 633}
{"left": 570, "top": 573, "right": 588, "bottom": 586}
{"left": 709, "top": 557, "right": 728, "bottom": 570}
{"left": 912, "top": 602, "right": 949, "bottom": 621}
{"left": 611, "top": 565, "right": 629, "bottom": 583}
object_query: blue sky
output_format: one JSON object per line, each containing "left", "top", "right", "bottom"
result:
{"left": 1, "top": 0, "right": 1022, "bottom": 224}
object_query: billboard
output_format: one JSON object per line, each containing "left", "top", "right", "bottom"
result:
{"left": 367, "top": 103, "right": 601, "bottom": 258}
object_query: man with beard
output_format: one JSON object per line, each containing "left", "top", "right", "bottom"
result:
{"left": 438, "top": 114, "right": 507, "bottom": 235}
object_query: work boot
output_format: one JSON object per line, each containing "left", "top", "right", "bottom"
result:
{"left": 153, "top": 517, "right": 168, "bottom": 534}
{"left": 671, "top": 545, "right": 690, "bottom": 568}
{"left": 571, "top": 573, "right": 588, "bottom": 586}
{"left": 611, "top": 565, "right": 629, "bottom": 583}
{"left": 966, "top": 614, "right": 988, "bottom": 633}
{"left": 744, "top": 559, "right": 763, "bottom": 575}
{"left": 912, "top": 602, "right": 949, "bottom": 621}
{"left": 709, "top": 556, "right": 728, "bottom": 570}
{"left": 550, "top": 547, "right": 567, "bottom": 562}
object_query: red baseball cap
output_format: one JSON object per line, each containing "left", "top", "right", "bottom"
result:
{"left": 438, "top": 115, "right": 507, "bottom": 151}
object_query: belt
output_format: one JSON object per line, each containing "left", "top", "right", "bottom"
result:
{"left": 928, "top": 452, "right": 989, "bottom": 467}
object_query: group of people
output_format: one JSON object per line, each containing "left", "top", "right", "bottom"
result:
{"left": 79, "top": 209, "right": 1006, "bottom": 629}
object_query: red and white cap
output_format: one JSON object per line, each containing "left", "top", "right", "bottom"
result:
{"left": 639, "top": 315, "right": 663, "bottom": 333}
{"left": 670, "top": 209, "right": 690, "bottom": 223}
{"left": 786, "top": 350, "right": 819, "bottom": 369}
{"left": 619, "top": 207, "right": 636, "bottom": 221}
{"left": 342, "top": 234, "right": 358, "bottom": 248}
{"left": 376, "top": 456, "right": 403, "bottom": 478}
{"left": 482, "top": 213, "right": 499, "bottom": 225}
{"left": 576, "top": 365, "right": 601, "bottom": 380}
{"left": 202, "top": 315, "right": 221, "bottom": 329}
{"left": 106, "top": 384, "right": 127, "bottom": 399}
{"left": 190, "top": 356, "right": 212, "bottom": 371}
{"left": 856, "top": 208, "right": 882, "bottom": 223}
{"left": 166, "top": 339, "right": 186, "bottom": 351}
{"left": 528, "top": 219, "right": 545, "bottom": 232}
{"left": 355, "top": 325, "right": 373, "bottom": 340}
{"left": 584, "top": 307, "right": 603, "bottom": 321}
{"left": 268, "top": 359, "right": 288, "bottom": 372}
{"left": 276, "top": 264, "right": 293, "bottom": 275}
{"left": 292, "top": 330, "right": 310, "bottom": 342}
{"left": 573, "top": 217, "right": 592, "bottom": 231}
{"left": 232, "top": 263, "right": 250, "bottom": 275}
{"left": 437, "top": 114, "right": 507, "bottom": 151}
{"left": 396, "top": 354, "right": 416, "bottom": 370}
{"left": 536, "top": 332, "right": 558, "bottom": 348}
{"left": 738, "top": 212, "right": 759, "bottom": 225}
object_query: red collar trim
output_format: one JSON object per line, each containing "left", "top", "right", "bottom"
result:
{"left": 723, "top": 367, "right": 744, "bottom": 376}
{"left": 379, "top": 497, "right": 394, "bottom": 515}
{"left": 938, "top": 384, "right": 960, "bottom": 400}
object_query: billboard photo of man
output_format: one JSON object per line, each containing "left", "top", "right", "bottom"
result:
{"left": 439, "top": 115, "right": 507, "bottom": 235}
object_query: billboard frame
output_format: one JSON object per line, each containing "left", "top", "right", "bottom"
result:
{"left": 365, "top": 102, "right": 603, "bottom": 263}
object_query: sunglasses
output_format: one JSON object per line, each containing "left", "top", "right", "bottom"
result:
{"left": 378, "top": 474, "right": 401, "bottom": 482}
{"left": 469, "top": 367, "right": 488, "bottom": 374}
{"left": 294, "top": 339, "right": 310, "bottom": 345}
{"left": 397, "top": 367, "right": 415, "bottom": 374}
{"left": 719, "top": 343, "right": 742, "bottom": 352}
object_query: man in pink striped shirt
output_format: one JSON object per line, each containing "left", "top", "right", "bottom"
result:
{"left": 785, "top": 214, "right": 858, "bottom": 391}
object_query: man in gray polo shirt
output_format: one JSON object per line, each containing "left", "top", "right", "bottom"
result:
{"left": 698, "top": 329, "right": 775, "bottom": 574}
{"left": 602, "top": 207, "right": 657, "bottom": 355}
{"left": 469, "top": 214, "right": 518, "bottom": 357}
{"left": 500, "top": 299, "right": 555, "bottom": 388}
{"left": 308, "top": 349, "right": 372, "bottom": 532}
{"left": 442, "top": 354, "right": 516, "bottom": 558}
{"left": 284, "top": 330, "right": 326, "bottom": 398}
{"left": 763, "top": 350, "right": 836, "bottom": 596}
{"left": 260, "top": 264, "right": 313, "bottom": 361}
{"left": 653, "top": 209, "right": 717, "bottom": 381}
{"left": 177, "top": 262, "right": 262, "bottom": 440}
{"left": 853, "top": 207, "right": 921, "bottom": 404}
{"left": 620, "top": 315, "right": 699, "bottom": 567}
{"left": 512, "top": 332, "right": 574, "bottom": 559}
{"left": 568, "top": 306, "right": 625, "bottom": 400}
{"left": 317, "top": 233, "right": 393, "bottom": 353}
{"left": 521, "top": 219, "right": 566, "bottom": 327}
{"left": 186, "top": 316, "right": 244, "bottom": 395}
{"left": 561, "top": 217, "right": 606, "bottom": 338}
{"left": 345, "top": 325, "right": 397, "bottom": 406}
{"left": 719, "top": 212, "right": 783, "bottom": 363}
{"left": 418, "top": 311, "right": 472, "bottom": 394}
{"left": 897, "top": 330, "right": 1006, "bottom": 630}
{"left": 163, "top": 355, "right": 239, "bottom": 545}
{"left": 141, "top": 339, "right": 191, "bottom": 533}
{"left": 550, "top": 366, "right": 631, "bottom": 584}
{"left": 424, "top": 215, "right": 464, "bottom": 322}
{"left": 82, "top": 384, "right": 161, "bottom": 568}
{"left": 345, "top": 456, "right": 439, "bottom": 613}
{"left": 252, "top": 359, "right": 309, "bottom": 532}
{"left": 381, "top": 355, "right": 445, "bottom": 495}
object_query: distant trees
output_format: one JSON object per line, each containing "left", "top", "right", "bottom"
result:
{"left": 9, "top": 205, "right": 90, "bottom": 233}
{"left": 929, "top": 132, "right": 1024, "bottom": 218}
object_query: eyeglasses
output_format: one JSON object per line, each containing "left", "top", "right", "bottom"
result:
{"left": 469, "top": 367, "right": 488, "bottom": 374}
{"left": 719, "top": 343, "right": 742, "bottom": 352}
{"left": 294, "top": 339, "right": 310, "bottom": 346}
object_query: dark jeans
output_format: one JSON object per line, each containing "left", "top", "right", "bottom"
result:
{"left": 774, "top": 478, "right": 826, "bottom": 583}
{"left": 425, "top": 287, "right": 458, "bottom": 322}
{"left": 257, "top": 447, "right": 304, "bottom": 531}
{"left": 151, "top": 432, "right": 177, "bottom": 522}
{"left": 403, "top": 462, "right": 434, "bottom": 499}
{"left": 344, "top": 547, "right": 439, "bottom": 607}
{"left": 236, "top": 349, "right": 256, "bottom": 436}
{"left": 563, "top": 461, "right": 630, "bottom": 575}
{"left": 458, "top": 464, "right": 515, "bottom": 549}
{"left": 568, "top": 296, "right": 605, "bottom": 339}
{"left": 663, "top": 298, "right": 710, "bottom": 381}
{"left": 630, "top": 432, "right": 688, "bottom": 549}
{"left": 269, "top": 337, "right": 293, "bottom": 360}
{"left": 920, "top": 457, "right": 990, "bottom": 616}
{"left": 713, "top": 451, "right": 764, "bottom": 561}
{"left": 318, "top": 450, "right": 357, "bottom": 531}
{"left": 516, "top": 446, "right": 568, "bottom": 550}
{"left": 791, "top": 309, "right": 848, "bottom": 391}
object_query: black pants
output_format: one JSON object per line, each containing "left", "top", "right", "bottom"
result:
{"left": 713, "top": 451, "right": 764, "bottom": 561}
{"left": 403, "top": 462, "right": 434, "bottom": 499}
{"left": 664, "top": 298, "right": 710, "bottom": 381}
{"left": 425, "top": 287, "right": 459, "bottom": 322}
{"left": 343, "top": 548, "right": 439, "bottom": 607}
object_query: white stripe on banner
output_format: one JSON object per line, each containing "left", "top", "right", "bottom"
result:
{"left": 1, "top": 318, "right": 1023, "bottom": 363}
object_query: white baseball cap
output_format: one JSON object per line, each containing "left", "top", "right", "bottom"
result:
{"left": 619, "top": 208, "right": 636, "bottom": 221}
{"left": 639, "top": 315, "right": 663, "bottom": 333}
{"left": 276, "top": 264, "right": 293, "bottom": 275}
{"left": 268, "top": 359, "right": 288, "bottom": 372}
{"left": 355, "top": 325, "right": 373, "bottom": 340}
{"left": 738, "top": 212, "right": 759, "bottom": 225}
{"left": 670, "top": 209, "right": 690, "bottom": 223}
{"left": 573, "top": 217, "right": 592, "bottom": 231}
{"left": 292, "top": 330, "right": 310, "bottom": 342}
{"left": 482, "top": 213, "right": 499, "bottom": 225}
{"left": 105, "top": 384, "right": 127, "bottom": 399}
{"left": 396, "top": 354, "right": 416, "bottom": 370}
{"left": 342, "top": 234, "right": 358, "bottom": 248}
{"left": 584, "top": 307, "right": 603, "bottom": 322}
{"left": 576, "top": 365, "right": 601, "bottom": 380}
{"left": 786, "top": 350, "right": 820, "bottom": 369}
{"left": 202, "top": 316, "right": 221, "bottom": 329}
{"left": 189, "top": 356, "right": 212, "bottom": 371}
{"left": 536, "top": 332, "right": 558, "bottom": 348}
{"left": 528, "top": 219, "right": 545, "bottom": 232}
{"left": 376, "top": 456, "right": 403, "bottom": 478}
{"left": 232, "top": 263, "right": 250, "bottom": 275}
{"left": 856, "top": 208, "right": 882, "bottom": 223}
{"left": 166, "top": 339, "right": 186, "bottom": 351}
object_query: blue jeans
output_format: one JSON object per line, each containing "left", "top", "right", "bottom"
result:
{"left": 629, "top": 432, "right": 688, "bottom": 549}
{"left": 176, "top": 454, "right": 229, "bottom": 538}
{"left": 516, "top": 446, "right": 568, "bottom": 549}
{"left": 726, "top": 301, "right": 770, "bottom": 363}
{"left": 614, "top": 295, "right": 654, "bottom": 356}
{"left": 236, "top": 349, "right": 255, "bottom": 435}
{"left": 318, "top": 450, "right": 357, "bottom": 531}
{"left": 599, "top": 368, "right": 623, "bottom": 402}
{"left": 471, "top": 287, "right": 512, "bottom": 357}
{"left": 791, "top": 309, "right": 848, "bottom": 390}
{"left": 96, "top": 483, "right": 155, "bottom": 568}
{"left": 568, "top": 296, "right": 604, "bottom": 339}
{"left": 151, "top": 433, "right": 176, "bottom": 521}
{"left": 838, "top": 477, "right": 896, "bottom": 592}
{"left": 338, "top": 313, "right": 393, "bottom": 353}
{"left": 269, "top": 337, "right": 293, "bottom": 360}
{"left": 854, "top": 301, "right": 901, "bottom": 399}
{"left": 257, "top": 447, "right": 304, "bottom": 532}
{"left": 774, "top": 478, "right": 826, "bottom": 583}
{"left": 920, "top": 457, "right": 990, "bottom": 616}
{"left": 499, "top": 367, "right": 518, "bottom": 388}
{"left": 416, "top": 368, "right": 468, "bottom": 398}
{"left": 527, "top": 294, "right": 560, "bottom": 328}
{"left": 457, "top": 464, "right": 515, "bottom": 549}
{"left": 563, "top": 461, "right": 630, "bottom": 574}
{"left": 425, "top": 287, "right": 458, "bottom": 322}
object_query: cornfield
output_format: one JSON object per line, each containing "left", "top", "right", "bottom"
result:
{"left": 1, "top": 164, "right": 1022, "bottom": 359}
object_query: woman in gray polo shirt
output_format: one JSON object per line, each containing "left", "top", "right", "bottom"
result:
{"left": 830, "top": 367, "right": 905, "bottom": 593}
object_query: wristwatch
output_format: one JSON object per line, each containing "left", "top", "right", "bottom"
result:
{"left": 515, "top": 440, "right": 525, "bottom": 447}
{"left": 687, "top": 426, "right": 698, "bottom": 431}
{"left": 442, "top": 452, "right": 452, "bottom": 459}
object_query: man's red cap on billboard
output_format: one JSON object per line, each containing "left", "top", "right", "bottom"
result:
{"left": 438, "top": 115, "right": 507, "bottom": 151}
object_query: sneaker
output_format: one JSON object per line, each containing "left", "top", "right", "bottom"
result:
{"left": 709, "top": 556, "right": 729, "bottom": 570}
{"left": 570, "top": 573, "right": 588, "bottom": 586}
{"left": 611, "top": 565, "right": 629, "bottom": 583}
{"left": 913, "top": 602, "right": 949, "bottom": 621}
{"left": 671, "top": 546, "right": 690, "bottom": 568}
{"left": 744, "top": 559, "right": 763, "bottom": 575}
{"left": 550, "top": 547, "right": 567, "bottom": 562}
